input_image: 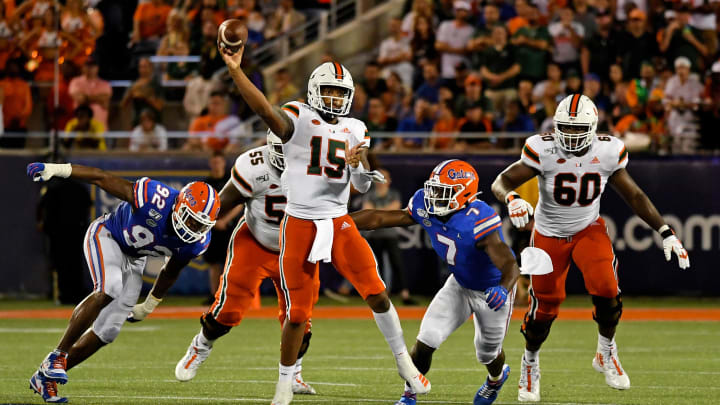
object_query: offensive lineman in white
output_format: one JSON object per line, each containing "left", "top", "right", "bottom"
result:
{"left": 129, "top": 132, "right": 317, "bottom": 395}
{"left": 218, "top": 34, "right": 430, "bottom": 405}
{"left": 491, "top": 94, "right": 690, "bottom": 402}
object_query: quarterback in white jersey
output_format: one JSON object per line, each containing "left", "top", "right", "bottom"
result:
{"left": 492, "top": 94, "right": 690, "bottom": 402}
{"left": 219, "top": 40, "right": 429, "bottom": 405}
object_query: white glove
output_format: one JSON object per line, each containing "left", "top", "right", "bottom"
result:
{"left": 660, "top": 225, "right": 689, "bottom": 269}
{"left": 364, "top": 170, "right": 387, "bottom": 184}
{"left": 27, "top": 162, "right": 72, "bottom": 182}
{"left": 127, "top": 294, "right": 163, "bottom": 322}
{"left": 506, "top": 192, "right": 534, "bottom": 228}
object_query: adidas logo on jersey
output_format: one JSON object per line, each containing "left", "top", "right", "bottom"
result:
{"left": 591, "top": 156, "right": 600, "bottom": 164}
{"left": 341, "top": 221, "right": 351, "bottom": 230}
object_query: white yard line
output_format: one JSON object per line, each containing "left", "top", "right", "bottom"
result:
{"left": 0, "top": 326, "right": 159, "bottom": 333}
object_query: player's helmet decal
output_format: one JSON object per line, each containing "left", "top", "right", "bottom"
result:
{"left": 266, "top": 130, "right": 285, "bottom": 171}
{"left": 307, "top": 61, "right": 355, "bottom": 116}
{"left": 553, "top": 94, "right": 598, "bottom": 152}
{"left": 424, "top": 159, "right": 480, "bottom": 216}
{"left": 172, "top": 182, "right": 220, "bottom": 243}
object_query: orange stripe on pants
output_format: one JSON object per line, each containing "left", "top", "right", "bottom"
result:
{"left": 209, "top": 222, "right": 285, "bottom": 327}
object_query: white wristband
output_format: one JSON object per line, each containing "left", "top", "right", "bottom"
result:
{"left": 658, "top": 224, "right": 670, "bottom": 234}
{"left": 142, "top": 294, "right": 163, "bottom": 312}
{"left": 46, "top": 163, "right": 72, "bottom": 178}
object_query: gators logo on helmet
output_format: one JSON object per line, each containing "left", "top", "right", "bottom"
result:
{"left": 423, "top": 159, "right": 480, "bottom": 216}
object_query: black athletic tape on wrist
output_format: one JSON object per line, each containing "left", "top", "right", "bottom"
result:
{"left": 660, "top": 226, "right": 674, "bottom": 239}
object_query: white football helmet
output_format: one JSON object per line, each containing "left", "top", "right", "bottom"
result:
{"left": 266, "top": 130, "right": 285, "bottom": 171}
{"left": 553, "top": 94, "right": 598, "bottom": 152}
{"left": 307, "top": 61, "right": 354, "bottom": 116}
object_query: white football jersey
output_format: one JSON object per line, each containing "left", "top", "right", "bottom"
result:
{"left": 279, "top": 101, "right": 370, "bottom": 219}
{"left": 521, "top": 134, "right": 628, "bottom": 238}
{"left": 231, "top": 145, "right": 286, "bottom": 251}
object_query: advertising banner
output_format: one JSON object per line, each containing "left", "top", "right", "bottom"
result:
{"left": 3, "top": 153, "right": 718, "bottom": 296}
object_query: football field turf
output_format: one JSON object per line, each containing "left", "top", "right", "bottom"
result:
{"left": 1, "top": 297, "right": 719, "bottom": 405}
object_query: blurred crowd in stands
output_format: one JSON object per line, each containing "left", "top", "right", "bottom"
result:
{"left": 0, "top": 0, "right": 719, "bottom": 154}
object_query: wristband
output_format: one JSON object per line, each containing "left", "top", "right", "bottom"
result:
{"left": 46, "top": 163, "right": 72, "bottom": 178}
{"left": 658, "top": 224, "right": 674, "bottom": 239}
{"left": 505, "top": 192, "right": 521, "bottom": 204}
{"left": 143, "top": 294, "right": 163, "bottom": 312}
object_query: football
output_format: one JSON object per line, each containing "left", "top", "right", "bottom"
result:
{"left": 217, "top": 19, "right": 248, "bottom": 54}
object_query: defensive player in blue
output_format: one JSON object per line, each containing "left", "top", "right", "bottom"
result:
{"left": 350, "top": 159, "right": 520, "bottom": 405}
{"left": 26, "top": 162, "right": 220, "bottom": 403}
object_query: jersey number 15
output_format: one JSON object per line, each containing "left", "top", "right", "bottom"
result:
{"left": 307, "top": 137, "right": 346, "bottom": 179}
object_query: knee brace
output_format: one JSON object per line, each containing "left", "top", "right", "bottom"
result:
{"left": 201, "top": 313, "right": 233, "bottom": 340}
{"left": 521, "top": 313, "right": 555, "bottom": 348}
{"left": 592, "top": 295, "right": 623, "bottom": 329}
{"left": 297, "top": 331, "right": 312, "bottom": 359}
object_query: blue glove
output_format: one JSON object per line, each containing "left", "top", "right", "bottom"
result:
{"left": 27, "top": 162, "right": 46, "bottom": 181}
{"left": 485, "top": 286, "right": 509, "bottom": 311}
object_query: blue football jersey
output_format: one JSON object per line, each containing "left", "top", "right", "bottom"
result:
{"left": 407, "top": 189, "right": 510, "bottom": 291}
{"left": 103, "top": 177, "right": 210, "bottom": 261}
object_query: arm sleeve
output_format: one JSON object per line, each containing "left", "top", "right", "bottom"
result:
{"left": 350, "top": 162, "right": 372, "bottom": 194}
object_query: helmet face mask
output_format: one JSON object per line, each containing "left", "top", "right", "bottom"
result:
{"left": 553, "top": 94, "right": 598, "bottom": 153}
{"left": 555, "top": 122, "right": 593, "bottom": 151}
{"left": 424, "top": 180, "right": 465, "bottom": 216}
{"left": 307, "top": 62, "right": 354, "bottom": 117}
{"left": 423, "top": 159, "right": 480, "bottom": 217}
{"left": 171, "top": 182, "right": 219, "bottom": 244}
{"left": 319, "top": 85, "right": 352, "bottom": 115}
{"left": 266, "top": 130, "right": 285, "bottom": 171}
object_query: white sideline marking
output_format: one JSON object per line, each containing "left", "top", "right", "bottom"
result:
{"left": 0, "top": 326, "right": 159, "bottom": 333}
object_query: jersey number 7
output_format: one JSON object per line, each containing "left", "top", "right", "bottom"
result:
{"left": 436, "top": 234, "right": 457, "bottom": 265}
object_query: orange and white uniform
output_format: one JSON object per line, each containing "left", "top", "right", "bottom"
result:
{"left": 280, "top": 101, "right": 370, "bottom": 219}
{"left": 209, "top": 145, "right": 318, "bottom": 328}
{"left": 520, "top": 134, "right": 628, "bottom": 321}
{"left": 278, "top": 101, "right": 384, "bottom": 323}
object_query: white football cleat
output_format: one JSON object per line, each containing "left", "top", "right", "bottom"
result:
{"left": 271, "top": 379, "right": 293, "bottom": 405}
{"left": 396, "top": 352, "right": 431, "bottom": 395}
{"left": 292, "top": 373, "right": 316, "bottom": 395}
{"left": 593, "top": 350, "right": 630, "bottom": 390}
{"left": 518, "top": 355, "right": 541, "bottom": 402}
{"left": 175, "top": 334, "right": 212, "bottom": 382}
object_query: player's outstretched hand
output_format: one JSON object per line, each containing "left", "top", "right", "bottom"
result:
{"left": 485, "top": 285, "right": 508, "bottom": 311}
{"left": 27, "top": 162, "right": 72, "bottom": 182}
{"left": 663, "top": 234, "right": 690, "bottom": 269}
{"left": 218, "top": 40, "right": 244, "bottom": 71}
{"left": 127, "top": 294, "right": 162, "bottom": 323}
{"left": 507, "top": 195, "right": 534, "bottom": 228}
